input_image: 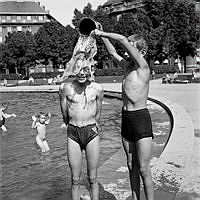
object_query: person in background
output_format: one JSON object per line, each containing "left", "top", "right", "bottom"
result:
{"left": 32, "top": 112, "right": 51, "bottom": 153}
{"left": 3, "top": 78, "right": 7, "bottom": 87}
{"left": 0, "top": 103, "right": 17, "bottom": 132}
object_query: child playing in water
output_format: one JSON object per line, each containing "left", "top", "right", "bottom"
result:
{"left": 0, "top": 102, "right": 17, "bottom": 132}
{"left": 32, "top": 112, "right": 51, "bottom": 153}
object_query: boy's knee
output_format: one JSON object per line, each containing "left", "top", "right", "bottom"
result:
{"left": 88, "top": 176, "right": 98, "bottom": 185}
{"left": 139, "top": 166, "right": 149, "bottom": 178}
{"left": 72, "top": 176, "right": 81, "bottom": 186}
{"left": 127, "top": 161, "right": 132, "bottom": 171}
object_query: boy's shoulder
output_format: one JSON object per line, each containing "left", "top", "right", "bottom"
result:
{"left": 59, "top": 82, "right": 74, "bottom": 92}
{"left": 90, "top": 82, "right": 103, "bottom": 91}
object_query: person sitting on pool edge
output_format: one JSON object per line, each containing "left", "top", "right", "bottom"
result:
{"left": 0, "top": 102, "right": 17, "bottom": 132}
{"left": 59, "top": 57, "right": 104, "bottom": 200}
{"left": 92, "top": 25, "right": 154, "bottom": 200}
{"left": 32, "top": 112, "right": 51, "bottom": 153}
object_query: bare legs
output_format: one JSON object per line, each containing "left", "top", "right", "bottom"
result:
{"left": 86, "top": 136, "right": 100, "bottom": 200}
{"left": 67, "top": 136, "right": 100, "bottom": 200}
{"left": 36, "top": 135, "right": 50, "bottom": 152}
{"left": 122, "top": 137, "right": 154, "bottom": 200}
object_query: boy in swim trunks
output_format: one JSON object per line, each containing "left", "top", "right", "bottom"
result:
{"left": 92, "top": 26, "right": 154, "bottom": 200}
{"left": 59, "top": 58, "right": 104, "bottom": 200}
{"left": 0, "top": 102, "right": 17, "bottom": 132}
{"left": 32, "top": 112, "right": 51, "bottom": 153}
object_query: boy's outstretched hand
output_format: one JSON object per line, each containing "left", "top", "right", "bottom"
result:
{"left": 32, "top": 115, "right": 37, "bottom": 121}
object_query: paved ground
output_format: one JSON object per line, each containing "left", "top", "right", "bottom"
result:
{"left": 1, "top": 79, "right": 200, "bottom": 200}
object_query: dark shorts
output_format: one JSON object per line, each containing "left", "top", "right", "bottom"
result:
{"left": 67, "top": 123, "right": 99, "bottom": 150}
{"left": 0, "top": 117, "right": 5, "bottom": 127}
{"left": 121, "top": 108, "right": 154, "bottom": 142}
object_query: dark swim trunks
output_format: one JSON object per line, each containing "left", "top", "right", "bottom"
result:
{"left": 121, "top": 108, "right": 154, "bottom": 142}
{"left": 0, "top": 117, "right": 5, "bottom": 127}
{"left": 67, "top": 123, "right": 99, "bottom": 150}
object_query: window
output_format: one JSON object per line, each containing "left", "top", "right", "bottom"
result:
{"left": 17, "top": 26, "right": 22, "bottom": 31}
{"left": 39, "top": 16, "right": 43, "bottom": 21}
{"left": 0, "top": 26, "right": 2, "bottom": 32}
{"left": 7, "top": 26, "right": 12, "bottom": 32}
{"left": 27, "top": 26, "right": 32, "bottom": 32}
{"left": 17, "top": 16, "right": 21, "bottom": 20}
{"left": 7, "top": 16, "right": 11, "bottom": 20}
{"left": 0, "top": 37, "right": 3, "bottom": 43}
{"left": 27, "top": 16, "right": 31, "bottom": 20}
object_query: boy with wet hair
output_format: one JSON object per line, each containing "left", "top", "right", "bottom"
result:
{"left": 59, "top": 56, "right": 103, "bottom": 200}
{"left": 92, "top": 26, "right": 154, "bottom": 200}
{"left": 32, "top": 112, "right": 51, "bottom": 153}
{"left": 0, "top": 102, "right": 16, "bottom": 132}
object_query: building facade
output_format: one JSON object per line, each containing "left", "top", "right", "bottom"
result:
{"left": 0, "top": 0, "right": 60, "bottom": 43}
{"left": 102, "top": 0, "right": 144, "bottom": 15}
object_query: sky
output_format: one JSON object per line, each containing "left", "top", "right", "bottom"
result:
{"left": 37, "top": 0, "right": 108, "bottom": 26}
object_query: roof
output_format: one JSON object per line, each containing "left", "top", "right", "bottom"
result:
{"left": 0, "top": 1, "right": 47, "bottom": 14}
{"left": 103, "top": 0, "right": 124, "bottom": 7}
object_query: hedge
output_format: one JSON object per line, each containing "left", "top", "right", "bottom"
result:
{"left": 0, "top": 65, "right": 179, "bottom": 80}
{"left": 151, "top": 65, "right": 179, "bottom": 74}
{"left": 0, "top": 73, "right": 22, "bottom": 80}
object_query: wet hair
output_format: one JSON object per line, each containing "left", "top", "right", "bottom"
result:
{"left": 1, "top": 102, "right": 8, "bottom": 109}
{"left": 37, "top": 112, "right": 47, "bottom": 118}
{"left": 128, "top": 34, "right": 148, "bottom": 55}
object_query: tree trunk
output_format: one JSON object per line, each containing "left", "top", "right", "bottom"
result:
{"left": 183, "top": 56, "right": 187, "bottom": 73}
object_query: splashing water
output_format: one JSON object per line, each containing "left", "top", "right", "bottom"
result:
{"left": 61, "top": 34, "right": 97, "bottom": 81}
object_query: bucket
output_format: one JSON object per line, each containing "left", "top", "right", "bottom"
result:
{"left": 78, "top": 17, "right": 97, "bottom": 36}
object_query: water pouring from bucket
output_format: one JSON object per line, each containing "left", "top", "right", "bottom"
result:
{"left": 60, "top": 17, "right": 98, "bottom": 82}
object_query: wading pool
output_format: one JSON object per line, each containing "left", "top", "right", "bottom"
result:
{"left": 0, "top": 92, "right": 171, "bottom": 200}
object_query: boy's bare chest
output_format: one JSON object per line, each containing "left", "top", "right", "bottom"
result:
{"left": 69, "top": 87, "right": 96, "bottom": 104}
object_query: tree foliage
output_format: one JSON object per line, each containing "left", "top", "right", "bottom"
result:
{"left": 1, "top": 0, "right": 199, "bottom": 75}
{"left": 0, "top": 31, "right": 36, "bottom": 74}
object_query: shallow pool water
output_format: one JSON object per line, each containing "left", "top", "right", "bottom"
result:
{"left": 0, "top": 92, "right": 171, "bottom": 200}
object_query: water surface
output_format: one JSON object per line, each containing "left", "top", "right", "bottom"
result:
{"left": 0, "top": 92, "right": 170, "bottom": 200}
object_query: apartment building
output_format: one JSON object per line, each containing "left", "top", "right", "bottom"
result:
{"left": 0, "top": 0, "right": 60, "bottom": 43}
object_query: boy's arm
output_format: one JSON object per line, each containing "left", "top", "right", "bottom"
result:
{"left": 2, "top": 112, "right": 16, "bottom": 118}
{"left": 95, "top": 85, "right": 104, "bottom": 127}
{"left": 92, "top": 25, "right": 123, "bottom": 65}
{"left": 101, "top": 37, "right": 123, "bottom": 64}
{"left": 59, "top": 83, "right": 69, "bottom": 125}
{"left": 45, "top": 113, "right": 51, "bottom": 125}
{"left": 94, "top": 30, "right": 148, "bottom": 70}
{"left": 32, "top": 119, "right": 37, "bottom": 129}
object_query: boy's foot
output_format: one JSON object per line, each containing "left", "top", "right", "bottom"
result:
{"left": 80, "top": 194, "right": 91, "bottom": 200}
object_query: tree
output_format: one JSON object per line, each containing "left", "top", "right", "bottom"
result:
{"left": 2, "top": 31, "right": 36, "bottom": 75}
{"left": 144, "top": 0, "right": 200, "bottom": 71}
{"left": 35, "top": 21, "right": 77, "bottom": 70}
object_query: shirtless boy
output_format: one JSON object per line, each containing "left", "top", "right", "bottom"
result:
{"left": 92, "top": 27, "right": 154, "bottom": 200}
{"left": 32, "top": 112, "right": 51, "bottom": 153}
{"left": 59, "top": 58, "right": 104, "bottom": 200}
{"left": 0, "top": 102, "right": 16, "bottom": 132}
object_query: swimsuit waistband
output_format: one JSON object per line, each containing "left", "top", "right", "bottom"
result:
{"left": 68, "top": 123, "right": 96, "bottom": 128}
{"left": 122, "top": 108, "right": 148, "bottom": 113}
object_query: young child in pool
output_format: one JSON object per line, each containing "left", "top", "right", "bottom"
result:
{"left": 32, "top": 112, "right": 51, "bottom": 153}
{"left": 0, "top": 102, "right": 17, "bottom": 132}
